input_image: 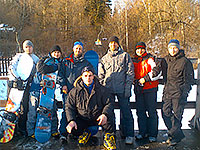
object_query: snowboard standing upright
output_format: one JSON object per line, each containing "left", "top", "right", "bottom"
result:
{"left": 84, "top": 50, "right": 99, "bottom": 74}
{"left": 0, "top": 53, "right": 34, "bottom": 143}
{"left": 35, "top": 58, "right": 59, "bottom": 143}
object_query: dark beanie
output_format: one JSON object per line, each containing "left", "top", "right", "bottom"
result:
{"left": 51, "top": 45, "right": 62, "bottom": 53}
{"left": 135, "top": 42, "right": 146, "bottom": 50}
{"left": 81, "top": 66, "right": 94, "bottom": 74}
{"left": 108, "top": 36, "right": 120, "bottom": 45}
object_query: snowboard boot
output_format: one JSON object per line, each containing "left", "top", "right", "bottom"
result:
{"left": 78, "top": 129, "right": 91, "bottom": 146}
{"left": 104, "top": 133, "right": 116, "bottom": 150}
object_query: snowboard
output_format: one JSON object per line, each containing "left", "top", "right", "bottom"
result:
{"left": 0, "top": 53, "right": 34, "bottom": 143}
{"left": 35, "top": 58, "right": 59, "bottom": 143}
{"left": 84, "top": 50, "right": 99, "bottom": 74}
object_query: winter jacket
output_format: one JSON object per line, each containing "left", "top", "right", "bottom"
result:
{"left": 98, "top": 47, "right": 134, "bottom": 95}
{"left": 9, "top": 52, "right": 39, "bottom": 80}
{"left": 132, "top": 52, "right": 161, "bottom": 93}
{"left": 161, "top": 51, "right": 194, "bottom": 99}
{"left": 29, "top": 54, "right": 62, "bottom": 97}
{"left": 65, "top": 76, "right": 114, "bottom": 122}
{"left": 57, "top": 52, "right": 93, "bottom": 91}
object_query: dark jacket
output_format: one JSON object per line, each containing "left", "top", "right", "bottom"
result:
{"left": 65, "top": 76, "right": 114, "bottom": 122}
{"left": 57, "top": 52, "right": 93, "bottom": 92}
{"left": 161, "top": 51, "right": 194, "bottom": 99}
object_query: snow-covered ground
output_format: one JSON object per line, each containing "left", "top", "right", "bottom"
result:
{"left": 0, "top": 70, "right": 198, "bottom": 130}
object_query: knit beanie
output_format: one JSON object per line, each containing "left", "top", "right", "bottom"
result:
{"left": 135, "top": 42, "right": 146, "bottom": 50}
{"left": 51, "top": 45, "right": 62, "bottom": 53}
{"left": 168, "top": 39, "right": 180, "bottom": 49}
{"left": 108, "top": 36, "right": 120, "bottom": 46}
{"left": 73, "top": 41, "right": 84, "bottom": 49}
{"left": 23, "top": 40, "right": 34, "bottom": 48}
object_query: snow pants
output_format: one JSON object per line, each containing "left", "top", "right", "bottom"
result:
{"left": 111, "top": 93, "right": 134, "bottom": 137}
{"left": 135, "top": 91, "right": 158, "bottom": 137}
{"left": 26, "top": 94, "right": 58, "bottom": 136}
{"left": 161, "top": 96, "right": 186, "bottom": 140}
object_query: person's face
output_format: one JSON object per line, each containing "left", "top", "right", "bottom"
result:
{"left": 109, "top": 41, "right": 119, "bottom": 51}
{"left": 73, "top": 45, "right": 83, "bottom": 57}
{"left": 51, "top": 51, "right": 61, "bottom": 59}
{"left": 82, "top": 71, "right": 94, "bottom": 86}
{"left": 168, "top": 46, "right": 179, "bottom": 56}
{"left": 136, "top": 48, "right": 146, "bottom": 56}
{"left": 23, "top": 45, "right": 33, "bottom": 54}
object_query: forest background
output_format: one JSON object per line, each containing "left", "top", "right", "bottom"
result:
{"left": 0, "top": 0, "right": 199, "bottom": 60}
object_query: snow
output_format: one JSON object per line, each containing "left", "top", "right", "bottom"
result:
{"left": 0, "top": 70, "right": 198, "bottom": 130}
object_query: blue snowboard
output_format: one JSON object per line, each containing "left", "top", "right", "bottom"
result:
{"left": 35, "top": 58, "right": 59, "bottom": 143}
{"left": 84, "top": 50, "right": 99, "bottom": 74}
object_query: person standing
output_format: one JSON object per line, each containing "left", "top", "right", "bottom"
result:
{"left": 57, "top": 41, "right": 93, "bottom": 142}
{"left": 132, "top": 42, "right": 161, "bottom": 142}
{"left": 8, "top": 40, "right": 39, "bottom": 136}
{"left": 98, "top": 36, "right": 134, "bottom": 144}
{"left": 65, "top": 66, "right": 116, "bottom": 150}
{"left": 26, "top": 45, "right": 62, "bottom": 137}
{"left": 161, "top": 39, "right": 194, "bottom": 146}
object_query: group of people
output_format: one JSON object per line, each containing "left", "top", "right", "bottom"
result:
{"left": 8, "top": 36, "right": 194, "bottom": 150}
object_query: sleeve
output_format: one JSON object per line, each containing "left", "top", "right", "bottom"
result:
{"left": 101, "top": 88, "right": 114, "bottom": 119}
{"left": 160, "top": 58, "right": 168, "bottom": 83}
{"left": 36, "top": 56, "right": 59, "bottom": 74}
{"left": 65, "top": 90, "right": 77, "bottom": 122}
{"left": 8, "top": 53, "right": 21, "bottom": 79}
{"left": 143, "top": 57, "right": 162, "bottom": 82}
{"left": 181, "top": 59, "right": 195, "bottom": 96}
{"left": 56, "top": 60, "right": 68, "bottom": 87}
{"left": 125, "top": 53, "right": 134, "bottom": 88}
{"left": 98, "top": 59, "right": 106, "bottom": 85}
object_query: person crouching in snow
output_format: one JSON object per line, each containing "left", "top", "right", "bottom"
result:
{"left": 133, "top": 42, "right": 161, "bottom": 142}
{"left": 65, "top": 66, "right": 116, "bottom": 150}
{"left": 26, "top": 45, "right": 62, "bottom": 138}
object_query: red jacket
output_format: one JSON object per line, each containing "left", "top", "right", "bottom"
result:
{"left": 133, "top": 52, "right": 159, "bottom": 90}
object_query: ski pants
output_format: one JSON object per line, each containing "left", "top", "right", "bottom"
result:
{"left": 135, "top": 91, "right": 158, "bottom": 137}
{"left": 26, "top": 94, "right": 58, "bottom": 136}
{"left": 161, "top": 96, "right": 186, "bottom": 140}
{"left": 111, "top": 93, "right": 134, "bottom": 137}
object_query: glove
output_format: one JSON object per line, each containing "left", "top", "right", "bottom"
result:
{"left": 124, "top": 85, "right": 132, "bottom": 98}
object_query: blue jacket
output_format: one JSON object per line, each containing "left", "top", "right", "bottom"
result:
{"left": 57, "top": 52, "right": 93, "bottom": 92}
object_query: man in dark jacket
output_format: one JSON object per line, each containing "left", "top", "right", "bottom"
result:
{"left": 57, "top": 41, "right": 93, "bottom": 141}
{"left": 65, "top": 66, "right": 116, "bottom": 150}
{"left": 161, "top": 39, "right": 194, "bottom": 146}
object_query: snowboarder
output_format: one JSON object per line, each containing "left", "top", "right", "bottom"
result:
{"left": 26, "top": 45, "right": 62, "bottom": 138}
{"left": 132, "top": 42, "right": 161, "bottom": 142}
{"left": 57, "top": 41, "right": 93, "bottom": 142}
{"left": 65, "top": 66, "right": 116, "bottom": 150}
{"left": 8, "top": 40, "right": 39, "bottom": 136}
{"left": 161, "top": 39, "right": 194, "bottom": 146}
{"left": 98, "top": 36, "right": 134, "bottom": 144}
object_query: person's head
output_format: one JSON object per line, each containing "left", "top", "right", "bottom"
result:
{"left": 73, "top": 41, "right": 84, "bottom": 57}
{"left": 23, "top": 40, "right": 34, "bottom": 54}
{"left": 108, "top": 36, "right": 120, "bottom": 51}
{"left": 81, "top": 66, "right": 94, "bottom": 86}
{"left": 168, "top": 39, "right": 180, "bottom": 57}
{"left": 135, "top": 42, "right": 146, "bottom": 56}
{"left": 50, "top": 45, "right": 62, "bottom": 59}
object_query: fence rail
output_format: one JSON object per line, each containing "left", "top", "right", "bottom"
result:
{"left": 0, "top": 57, "right": 12, "bottom": 76}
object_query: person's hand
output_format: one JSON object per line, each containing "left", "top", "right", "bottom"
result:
{"left": 139, "top": 78, "right": 145, "bottom": 84}
{"left": 66, "top": 121, "right": 77, "bottom": 133}
{"left": 62, "top": 85, "right": 68, "bottom": 94}
{"left": 97, "top": 114, "right": 107, "bottom": 125}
